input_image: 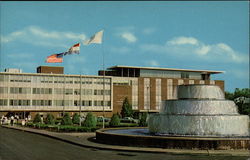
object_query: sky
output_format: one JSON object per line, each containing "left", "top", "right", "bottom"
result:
{"left": 0, "top": 1, "right": 249, "bottom": 92}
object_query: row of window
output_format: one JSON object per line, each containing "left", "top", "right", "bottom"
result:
{"left": 0, "top": 99, "right": 111, "bottom": 107}
{"left": 9, "top": 100, "right": 30, "bottom": 106}
{"left": 0, "top": 87, "right": 111, "bottom": 96}
{"left": 1, "top": 75, "right": 111, "bottom": 85}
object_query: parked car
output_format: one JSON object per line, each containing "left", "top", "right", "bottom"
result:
{"left": 97, "top": 116, "right": 110, "bottom": 122}
{"left": 121, "top": 117, "right": 139, "bottom": 123}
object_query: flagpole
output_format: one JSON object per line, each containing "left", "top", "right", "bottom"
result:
{"left": 83, "top": 30, "right": 105, "bottom": 128}
{"left": 63, "top": 75, "right": 65, "bottom": 116}
{"left": 79, "top": 73, "right": 82, "bottom": 126}
{"left": 102, "top": 33, "right": 105, "bottom": 129}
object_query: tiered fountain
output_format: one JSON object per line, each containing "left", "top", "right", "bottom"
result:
{"left": 149, "top": 84, "right": 249, "bottom": 137}
{"left": 96, "top": 85, "right": 249, "bottom": 150}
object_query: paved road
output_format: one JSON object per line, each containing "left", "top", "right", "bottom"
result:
{"left": 0, "top": 127, "right": 248, "bottom": 160}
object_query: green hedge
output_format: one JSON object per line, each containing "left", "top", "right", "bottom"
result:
{"left": 119, "top": 123, "right": 138, "bottom": 127}
{"left": 96, "top": 122, "right": 138, "bottom": 128}
{"left": 26, "top": 122, "right": 96, "bottom": 132}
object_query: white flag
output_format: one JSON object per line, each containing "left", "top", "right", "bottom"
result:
{"left": 83, "top": 30, "right": 104, "bottom": 45}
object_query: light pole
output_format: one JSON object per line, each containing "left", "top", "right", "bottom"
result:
{"left": 147, "top": 86, "right": 150, "bottom": 114}
{"left": 63, "top": 75, "right": 65, "bottom": 117}
{"left": 79, "top": 74, "right": 82, "bottom": 126}
{"left": 102, "top": 71, "right": 105, "bottom": 129}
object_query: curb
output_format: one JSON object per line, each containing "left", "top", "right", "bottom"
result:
{"left": 1, "top": 125, "right": 249, "bottom": 156}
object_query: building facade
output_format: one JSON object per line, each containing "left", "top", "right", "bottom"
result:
{"left": 0, "top": 66, "right": 224, "bottom": 119}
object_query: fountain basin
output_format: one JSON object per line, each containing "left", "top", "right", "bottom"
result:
{"left": 149, "top": 114, "right": 249, "bottom": 136}
{"left": 96, "top": 128, "right": 250, "bottom": 150}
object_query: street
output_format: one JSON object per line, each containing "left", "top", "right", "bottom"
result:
{"left": 0, "top": 127, "right": 247, "bottom": 160}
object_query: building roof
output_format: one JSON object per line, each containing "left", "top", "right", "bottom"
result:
{"left": 0, "top": 72, "right": 112, "bottom": 78}
{"left": 108, "top": 65, "right": 224, "bottom": 74}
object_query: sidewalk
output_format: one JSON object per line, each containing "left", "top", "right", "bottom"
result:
{"left": 2, "top": 125, "right": 249, "bottom": 156}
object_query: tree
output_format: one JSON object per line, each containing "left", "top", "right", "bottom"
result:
{"left": 109, "top": 114, "right": 120, "bottom": 127}
{"left": 120, "top": 97, "right": 133, "bottom": 118}
{"left": 33, "top": 113, "right": 42, "bottom": 123}
{"left": 139, "top": 112, "right": 148, "bottom": 127}
{"left": 72, "top": 113, "right": 80, "bottom": 124}
{"left": 225, "top": 88, "right": 250, "bottom": 115}
{"left": 61, "top": 113, "right": 73, "bottom": 125}
{"left": 234, "top": 88, "right": 250, "bottom": 99}
{"left": 45, "top": 114, "right": 55, "bottom": 125}
{"left": 225, "top": 91, "right": 234, "bottom": 100}
{"left": 83, "top": 112, "right": 96, "bottom": 128}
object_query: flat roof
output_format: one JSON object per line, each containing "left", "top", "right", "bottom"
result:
{"left": 108, "top": 65, "right": 224, "bottom": 74}
{"left": 0, "top": 72, "right": 112, "bottom": 78}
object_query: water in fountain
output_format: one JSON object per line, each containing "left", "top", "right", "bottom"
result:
{"left": 148, "top": 85, "right": 249, "bottom": 137}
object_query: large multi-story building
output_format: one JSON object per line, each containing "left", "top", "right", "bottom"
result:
{"left": 0, "top": 65, "right": 224, "bottom": 119}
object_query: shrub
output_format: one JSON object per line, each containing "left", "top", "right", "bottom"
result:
{"left": 119, "top": 123, "right": 138, "bottom": 127}
{"left": 83, "top": 112, "right": 96, "bottom": 128}
{"left": 61, "top": 113, "right": 73, "bottom": 125}
{"left": 33, "top": 113, "right": 42, "bottom": 123}
{"left": 72, "top": 113, "right": 80, "bottom": 124}
{"left": 45, "top": 114, "right": 55, "bottom": 125}
{"left": 120, "top": 97, "right": 133, "bottom": 118}
{"left": 109, "top": 114, "right": 120, "bottom": 127}
{"left": 58, "top": 126, "right": 96, "bottom": 132}
{"left": 139, "top": 113, "right": 148, "bottom": 127}
{"left": 59, "top": 125, "right": 78, "bottom": 132}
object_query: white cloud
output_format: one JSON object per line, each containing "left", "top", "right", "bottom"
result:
{"left": 217, "top": 43, "right": 232, "bottom": 52}
{"left": 1, "top": 26, "right": 86, "bottom": 48}
{"left": 115, "top": 26, "right": 137, "bottom": 43}
{"left": 167, "top": 37, "right": 199, "bottom": 45}
{"left": 120, "top": 32, "right": 137, "bottom": 43}
{"left": 140, "top": 36, "right": 248, "bottom": 64}
{"left": 195, "top": 45, "right": 211, "bottom": 55}
{"left": 1, "top": 31, "right": 25, "bottom": 43}
{"left": 146, "top": 60, "right": 159, "bottom": 67}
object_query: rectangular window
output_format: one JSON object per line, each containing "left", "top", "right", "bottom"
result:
{"left": 0, "top": 75, "right": 4, "bottom": 82}
{"left": 65, "top": 89, "right": 73, "bottom": 95}
{"left": 144, "top": 78, "right": 150, "bottom": 110}
{"left": 199, "top": 80, "right": 205, "bottom": 84}
{"left": 74, "top": 100, "right": 80, "bottom": 106}
{"left": 0, "top": 87, "right": 8, "bottom": 94}
{"left": 156, "top": 79, "right": 161, "bottom": 110}
{"left": 181, "top": 72, "right": 189, "bottom": 79}
{"left": 53, "top": 100, "right": 64, "bottom": 106}
{"left": 189, "top": 80, "right": 194, "bottom": 84}
{"left": 0, "top": 75, "right": 9, "bottom": 82}
{"left": 74, "top": 89, "right": 80, "bottom": 95}
{"left": 210, "top": 80, "right": 215, "bottom": 85}
{"left": 0, "top": 99, "right": 7, "bottom": 106}
{"left": 167, "top": 79, "right": 173, "bottom": 99}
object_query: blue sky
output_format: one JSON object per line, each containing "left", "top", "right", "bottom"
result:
{"left": 0, "top": 1, "right": 249, "bottom": 92}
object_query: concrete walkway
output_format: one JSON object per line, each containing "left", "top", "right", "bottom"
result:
{"left": 2, "top": 125, "right": 249, "bottom": 156}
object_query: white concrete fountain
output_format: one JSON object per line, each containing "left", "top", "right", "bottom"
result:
{"left": 148, "top": 85, "right": 249, "bottom": 137}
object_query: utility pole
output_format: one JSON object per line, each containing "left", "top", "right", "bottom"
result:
{"left": 63, "top": 75, "right": 65, "bottom": 117}
{"left": 79, "top": 74, "right": 82, "bottom": 126}
{"left": 102, "top": 58, "right": 105, "bottom": 129}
